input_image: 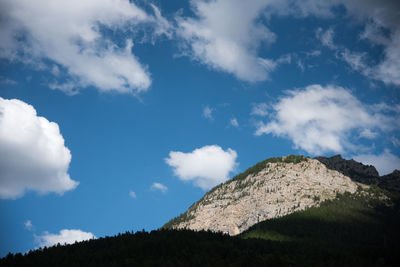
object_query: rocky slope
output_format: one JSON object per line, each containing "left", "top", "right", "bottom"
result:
{"left": 316, "top": 154, "right": 400, "bottom": 191}
{"left": 164, "top": 155, "right": 360, "bottom": 235}
{"left": 315, "top": 155, "right": 379, "bottom": 184}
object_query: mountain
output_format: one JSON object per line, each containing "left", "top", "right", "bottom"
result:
{"left": 164, "top": 155, "right": 363, "bottom": 234}
{"left": 2, "top": 155, "right": 400, "bottom": 266}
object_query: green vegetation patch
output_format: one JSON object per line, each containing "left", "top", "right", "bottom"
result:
{"left": 230, "top": 155, "right": 309, "bottom": 183}
{"left": 242, "top": 186, "right": 399, "bottom": 245}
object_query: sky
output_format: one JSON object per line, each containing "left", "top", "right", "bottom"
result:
{"left": 0, "top": 0, "right": 399, "bottom": 256}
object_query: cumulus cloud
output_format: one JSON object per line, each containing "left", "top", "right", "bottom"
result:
{"left": 165, "top": 145, "right": 238, "bottom": 190}
{"left": 354, "top": 150, "right": 400, "bottom": 176}
{"left": 230, "top": 117, "right": 239, "bottom": 128}
{"left": 0, "top": 0, "right": 171, "bottom": 94}
{"left": 35, "top": 229, "right": 95, "bottom": 248}
{"left": 255, "top": 85, "right": 399, "bottom": 155}
{"left": 176, "top": 0, "right": 277, "bottom": 82}
{"left": 0, "top": 97, "right": 78, "bottom": 199}
{"left": 150, "top": 182, "right": 168, "bottom": 193}
{"left": 251, "top": 103, "right": 268, "bottom": 117}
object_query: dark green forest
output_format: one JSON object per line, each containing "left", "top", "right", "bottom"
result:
{"left": 2, "top": 186, "right": 400, "bottom": 267}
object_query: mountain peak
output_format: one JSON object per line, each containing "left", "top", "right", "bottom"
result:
{"left": 164, "top": 156, "right": 359, "bottom": 235}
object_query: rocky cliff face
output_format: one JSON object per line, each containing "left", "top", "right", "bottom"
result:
{"left": 165, "top": 156, "right": 359, "bottom": 235}
{"left": 315, "top": 155, "right": 379, "bottom": 184}
{"left": 315, "top": 154, "right": 400, "bottom": 191}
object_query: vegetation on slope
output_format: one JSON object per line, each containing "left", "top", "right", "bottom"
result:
{"left": 163, "top": 155, "right": 309, "bottom": 229}
{"left": 229, "top": 155, "right": 309, "bottom": 184}
{"left": 241, "top": 186, "right": 400, "bottom": 265}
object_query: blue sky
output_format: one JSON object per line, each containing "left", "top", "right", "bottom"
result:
{"left": 0, "top": 0, "right": 399, "bottom": 256}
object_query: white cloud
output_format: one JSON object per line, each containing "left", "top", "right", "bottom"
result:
{"left": 251, "top": 103, "right": 268, "bottom": 117}
{"left": 316, "top": 27, "right": 337, "bottom": 50}
{"left": 359, "top": 129, "right": 378, "bottom": 139}
{"left": 230, "top": 117, "right": 239, "bottom": 128}
{"left": 338, "top": 37, "right": 400, "bottom": 87}
{"left": 255, "top": 85, "right": 399, "bottom": 155}
{"left": 165, "top": 145, "right": 238, "bottom": 190}
{"left": 0, "top": 97, "right": 78, "bottom": 199}
{"left": 374, "top": 30, "right": 400, "bottom": 86}
{"left": 340, "top": 49, "right": 370, "bottom": 74}
{"left": 392, "top": 137, "right": 400, "bottom": 147}
{"left": 25, "top": 220, "right": 33, "bottom": 231}
{"left": 354, "top": 150, "right": 400, "bottom": 176}
{"left": 35, "top": 229, "right": 95, "bottom": 248}
{"left": 0, "top": 0, "right": 171, "bottom": 94}
{"left": 0, "top": 77, "right": 17, "bottom": 85}
{"left": 51, "top": 65, "right": 60, "bottom": 76}
{"left": 128, "top": 190, "right": 136, "bottom": 198}
{"left": 306, "top": 50, "right": 321, "bottom": 57}
{"left": 175, "top": 0, "right": 342, "bottom": 82}
{"left": 176, "top": 0, "right": 277, "bottom": 82}
{"left": 312, "top": 1, "right": 400, "bottom": 87}
{"left": 296, "top": 60, "right": 305, "bottom": 72}
{"left": 150, "top": 182, "right": 168, "bottom": 193}
{"left": 203, "top": 106, "right": 213, "bottom": 120}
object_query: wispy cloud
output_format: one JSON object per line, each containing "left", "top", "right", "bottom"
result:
{"left": 230, "top": 117, "right": 239, "bottom": 128}
{"left": 24, "top": 220, "right": 34, "bottom": 231}
{"left": 128, "top": 190, "right": 137, "bottom": 198}
{"left": 203, "top": 106, "right": 213, "bottom": 120}
{"left": 150, "top": 182, "right": 168, "bottom": 193}
{"left": 251, "top": 103, "right": 268, "bottom": 117}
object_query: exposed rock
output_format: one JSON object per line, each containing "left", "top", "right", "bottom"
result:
{"left": 165, "top": 157, "right": 359, "bottom": 235}
{"left": 315, "top": 154, "right": 400, "bottom": 191}
{"left": 315, "top": 155, "right": 379, "bottom": 184}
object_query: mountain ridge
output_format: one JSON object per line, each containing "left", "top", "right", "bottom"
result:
{"left": 315, "top": 154, "right": 400, "bottom": 191}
